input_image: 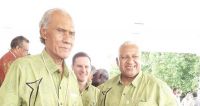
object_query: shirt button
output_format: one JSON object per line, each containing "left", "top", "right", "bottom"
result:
{"left": 59, "top": 86, "right": 61, "bottom": 89}
{"left": 60, "top": 102, "right": 63, "bottom": 106}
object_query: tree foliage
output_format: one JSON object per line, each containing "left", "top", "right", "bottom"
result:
{"left": 142, "top": 52, "right": 200, "bottom": 93}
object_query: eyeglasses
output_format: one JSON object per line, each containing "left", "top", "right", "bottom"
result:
{"left": 19, "top": 47, "right": 29, "bottom": 55}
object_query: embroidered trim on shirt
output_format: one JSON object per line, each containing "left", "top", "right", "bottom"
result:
{"left": 26, "top": 78, "right": 43, "bottom": 106}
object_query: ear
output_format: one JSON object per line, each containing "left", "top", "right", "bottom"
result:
{"left": 40, "top": 27, "right": 47, "bottom": 40}
{"left": 116, "top": 57, "right": 119, "bottom": 66}
{"left": 16, "top": 45, "right": 21, "bottom": 49}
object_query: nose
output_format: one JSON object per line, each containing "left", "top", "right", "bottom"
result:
{"left": 63, "top": 36, "right": 74, "bottom": 46}
{"left": 63, "top": 30, "right": 75, "bottom": 38}
{"left": 79, "top": 67, "right": 87, "bottom": 74}
{"left": 126, "top": 57, "right": 135, "bottom": 64}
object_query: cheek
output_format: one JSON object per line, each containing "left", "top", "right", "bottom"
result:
{"left": 50, "top": 41, "right": 61, "bottom": 50}
{"left": 23, "top": 52, "right": 28, "bottom": 56}
{"left": 48, "top": 33, "right": 62, "bottom": 42}
{"left": 75, "top": 68, "right": 81, "bottom": 74}
{"left": 76, "top": 72, "right": 82, "bottom": 78}
{"left": 71, "top": 38, "right": 75, "bottom": 44}
{"left": 135, "top": 60, "right": 141, "bottom": 68}
{"left": 46, "top": 38, "right": 54, "bottom": 46}
{"left": 86, "top": 69, "right": 90, "bottom": 74}
{"left": 120, "top": 62, "right": 125, "bottom": 68}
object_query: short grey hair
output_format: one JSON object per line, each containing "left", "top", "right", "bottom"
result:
{"left": 119, "top": 41, "right": 141, "bottom": 56}
{"left": 39, "top": 8, "right": 68, "bottom": 29}
{"left": 39, "top": 8, "right": 71, "bottom": 44}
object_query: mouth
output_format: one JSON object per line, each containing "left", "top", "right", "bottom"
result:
{"left": 60, "top": 47, "right": 70, "bottom": 51}
{"left": 79, "top": 74, "right": 87, "bottom": 78}
{"left": 126, "top": 65, "right": 136, "bottom": 70}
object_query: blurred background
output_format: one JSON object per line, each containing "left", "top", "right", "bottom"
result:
{"left": 0, "top": 0, "right": 200, "bottom": 70}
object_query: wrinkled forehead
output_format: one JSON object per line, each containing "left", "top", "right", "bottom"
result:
{"left": 48, "top": 10, "right": 74, "bottom": 29}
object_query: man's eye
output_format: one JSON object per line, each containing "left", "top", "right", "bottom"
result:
{"left": 120, "top": 56, "right": 139, "bottom": 60}
{"left": 56, "top": 28, "right": 65, "bottom": 32}
{"left": 69, "top": 31, "right": 75, "bottom": 36}
{"left": 56, "top": 28, "right": 75, "bottom": 36}
{"left": 133, "top": 56, "right": 139, "bottom": 58}
{"left": 120, "top": 56, "right": 126, "bottom": 59}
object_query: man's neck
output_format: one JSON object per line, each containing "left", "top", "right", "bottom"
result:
{"left": 52, "top": 56, "right": 63, "bottom": 66}
{"left": 10, "top": 49, "right": 17, "bottom": 58}
{"left": 52, "top": 57, "right": 64, "bottom": 74}
{"left": 78, "top": 81, "right": 87, "bottom": 92}
{"left": 45, "top": 49, "right": 64, "bottom": 73}
{"left": 121, "top": 75, "right": 136, "bottom": 86}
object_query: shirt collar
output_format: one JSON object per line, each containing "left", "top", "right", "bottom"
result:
{"left": 80, "top": 81, "right": 92, "bottom": 94}
{"left": 41, "top": 50, "right": 69, "bottom": 77}
{"left": 9, "top": 50, "right": 16, "bottom": 58}
{"left": 131, "top": 71, "right": 142, "bottom": 87}
{"left": 82, "top": 81, "right": 92, "bottom": 92}
{"left": 118, "top": 71, "right": 143, "bottom": 87}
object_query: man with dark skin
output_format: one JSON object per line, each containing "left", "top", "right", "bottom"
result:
{"left": 97, "top": 41, "right": 177, "bottom": 106}
{"left": 0, "top": 8, "right": 82, "bottom": 106}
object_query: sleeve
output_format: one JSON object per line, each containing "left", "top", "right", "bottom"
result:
{"left": 95, "top": 88, "right": 100, "bottom": 102}
{"left": 157, "top": 81, "right": 178, "bottom": 106}
{"left": 0, "top": 61, "right": 22, "bottom": 105}
{"left": 96, "top": 88, "right": 104, "bottom": 106}
{"left": 96, "top": 83, "right": 112, "bottom": 106}
{"left": 0, "top": 59, "right": 5, "bottom": 86}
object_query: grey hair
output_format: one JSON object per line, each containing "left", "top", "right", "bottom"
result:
{"left": 119, "top": 41, "right": 141, "bottom": 56}
{"left": 39, "top": 8, "right": 68, "bottom": 29}
{"left": 39, "top": 8, "right": 71, "bottom": 44}
{"left": 10, "top": 36, "right": 29, "bottom": 49}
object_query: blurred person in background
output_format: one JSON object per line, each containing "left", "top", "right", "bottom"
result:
{"left": 0, "top": 35, "right": 29, "bottom": 86}
{"left": 181, "top": 91, "right": 195, "bottom": 106}
{"left": 193, "top": 91, "right": 200, "bottom": 106}
{"left": 92, "top": 68, "right": 109, "bottom": 87}
{"left": 72, "top": 52, "right": 99, "bottom": 106}
{"left": 173, "top": 87, "right": 182, "bottom": 106}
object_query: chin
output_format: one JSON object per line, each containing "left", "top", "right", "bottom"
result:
{"left": 79, "top": 79, "right": 86, "bottom": 83}
{"left": 59, "top": 54, "right": 69, "bottom": 59}
{"left": 126, "top": 73, "right": 137, "bottom": 78}
{"left": 58, "top": 51, "right": 70, "bottom": 57}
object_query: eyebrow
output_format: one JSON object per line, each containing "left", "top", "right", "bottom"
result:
{"left": 56, "top": 27, "right": 75, "bottom": 35}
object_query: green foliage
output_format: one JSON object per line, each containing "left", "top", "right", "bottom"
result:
{"left": 142, "top": 52, "right": 200, "bottom": 93}
{"left": 109, "top": 64, "right": 120, "bottom": 79}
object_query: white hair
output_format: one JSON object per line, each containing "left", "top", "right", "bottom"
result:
{"left": 39, "top": 8, "right": 71, "bottom": 29}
